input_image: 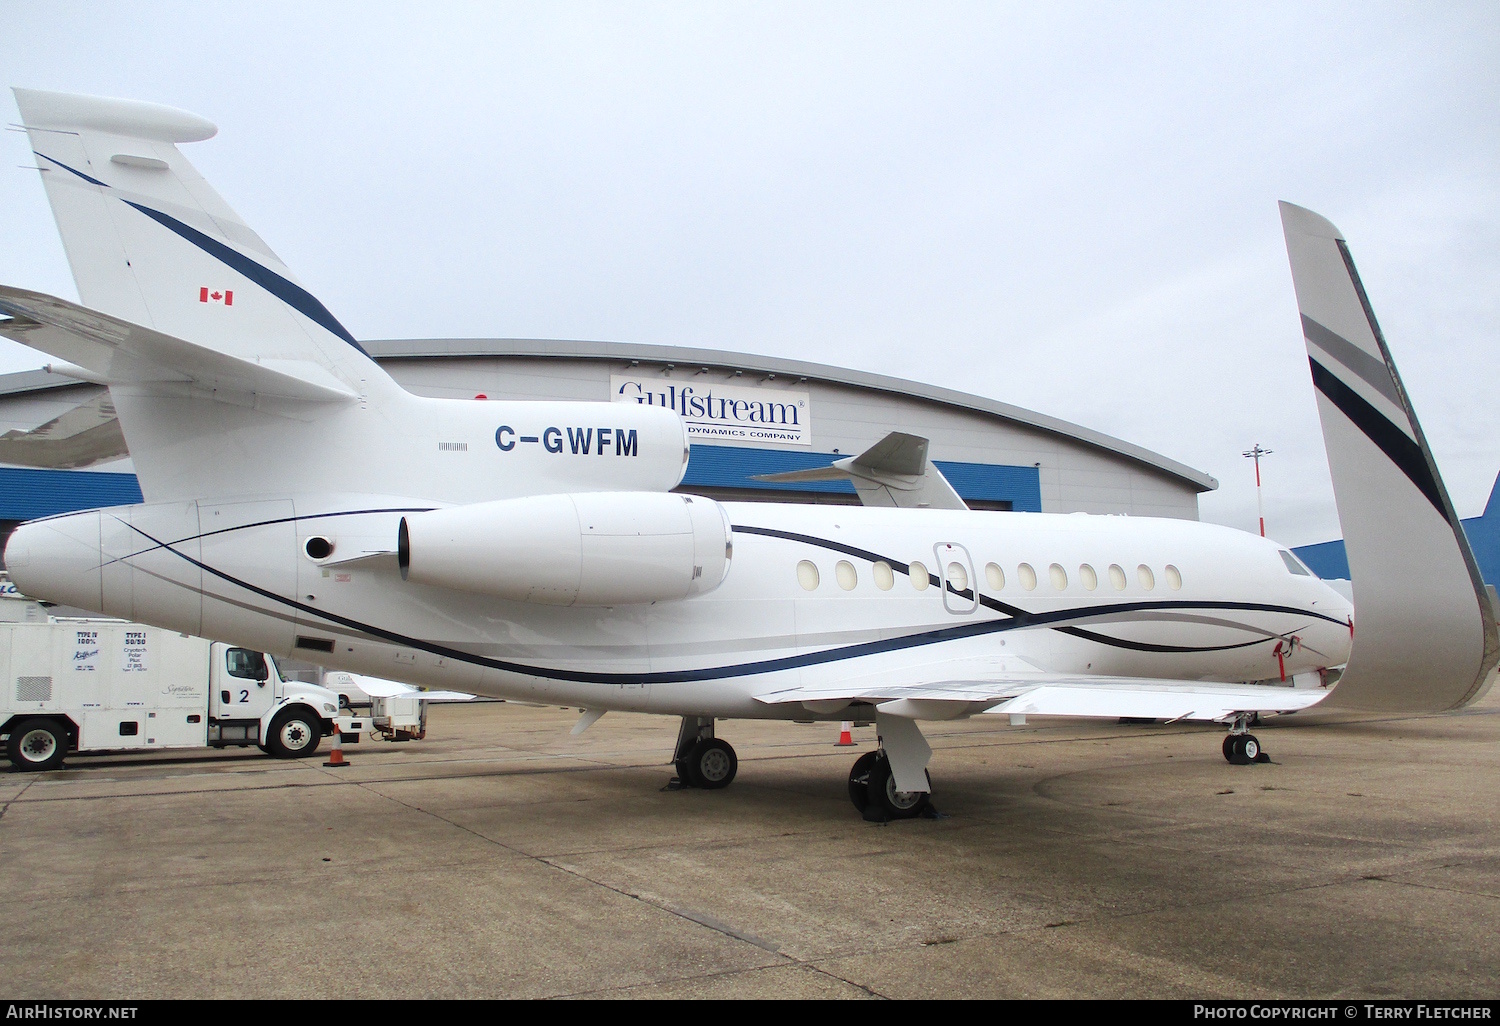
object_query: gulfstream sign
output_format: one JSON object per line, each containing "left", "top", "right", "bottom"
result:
{"left": 611, "top": 375, "right": 812, "bottom": 446}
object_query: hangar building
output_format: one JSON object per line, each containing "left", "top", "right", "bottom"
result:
{"left": 0, "top": 338, "right": 1219, "bottom": 555}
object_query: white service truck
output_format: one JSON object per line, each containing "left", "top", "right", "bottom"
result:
{"left": 1, "top": 620, "right": 341, "bottom": 771}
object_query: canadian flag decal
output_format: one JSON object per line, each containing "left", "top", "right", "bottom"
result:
{"left": 199, "top": 287, "right": 234, "bottom": 305}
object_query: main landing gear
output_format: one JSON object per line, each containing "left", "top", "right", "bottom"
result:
{"left": 847, "top": 749, "right": 931, "bottom": 821}
{"left": 1223, "top": 713, "right": 1270, "bottom": 765}
{"left": 670, "top": 716, "right": 738, "bottom": 789}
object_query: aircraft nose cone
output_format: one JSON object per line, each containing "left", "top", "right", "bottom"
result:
{"left": 4, "top": 513, "right": 106, "bottom": 612}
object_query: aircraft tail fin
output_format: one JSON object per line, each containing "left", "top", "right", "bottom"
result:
{"left": 11, "top": 88, "right": 391, "bottom": 397}
{"left": 753, "top": 432, "right": 969, "bottom": 510}
{"left": 1280, "top": 201, "right": 1498, "bottom": 711}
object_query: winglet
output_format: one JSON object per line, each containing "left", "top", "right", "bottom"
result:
{"left": 1281, "top": 202, "right": 1498, "bottom": 711}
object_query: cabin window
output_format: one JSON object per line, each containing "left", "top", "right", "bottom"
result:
{"left": 1079, "top": 564, "right": 1098, "bottom": 591}
{"left": 985, "top": 562, "right": 1005, "bottom": 590}
{"left": 836, "top": 560, "right": 858, "bottom": 591}
{"left": 873, "top": 560, "right": 895, "bottom": 591}
{"left": 947, "top": 562, "right": 969, "bottom": 593}
{"left": 910, "top": 560, "right": 930, "bottom": 591}
{"left": 1165, "top": 564, "right": 1183, "bottom": 590}
{"left": 1108, "top": 564, "right": 1127, "bottom": 590}
{"left": 1279, "top": 550, "right": 1312, "bottom": 576}
{"left": 1137, "top": 564, "right": 1156, "bottom": 590}
{"left": 1018, "top": 563, "right": 1037, "bottom": 591}
{"left": 1049, "top": 563, "right": 1068, "bottom": 590}
{"left": 797, "top": 560, "right": 820, "bottom": 591}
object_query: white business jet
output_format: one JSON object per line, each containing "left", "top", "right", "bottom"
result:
{"left": 1, "top": 90, "right": 1493, "bottom": 818}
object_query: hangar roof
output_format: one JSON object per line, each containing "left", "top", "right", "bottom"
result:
{"left": 0, "top": 338, "right": 1219, "bottom": 494}
{"left": 364, "top": 338, "right": 1220, "bottom": 493}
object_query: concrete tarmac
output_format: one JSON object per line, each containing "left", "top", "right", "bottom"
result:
{"left": 1, "top": 691, "right": 1497, "bottom": 999}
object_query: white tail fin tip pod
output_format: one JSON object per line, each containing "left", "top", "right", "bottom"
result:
{"left": 1280, "top": 202, "right": 1498, "bottom": 711}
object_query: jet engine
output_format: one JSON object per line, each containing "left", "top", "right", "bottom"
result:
{"left": 398, "top": 492, "right": 733, "bottom": 606}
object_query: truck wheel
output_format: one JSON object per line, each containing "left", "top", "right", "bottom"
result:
{"left": 265, "top": 708, "right": 322, "bottom": 758}
{"left": 7, "top": 718, "right": 68, "bottom": 771}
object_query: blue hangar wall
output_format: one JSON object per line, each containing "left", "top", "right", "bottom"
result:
{"left": 1292, "top": 471, "right": 1500, "bottom": 585}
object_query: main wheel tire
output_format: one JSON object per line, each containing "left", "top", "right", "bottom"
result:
{"left": 868, "top": 756, "right": 930, "bottom": 819}
{"left": 847, "top": 750, "right": 879, "bottom": 811}
{"left": 675, "top": 755, "right": 700, "bottom": 788}
{"left": 688, "top": 738, "right": 737, "bottom": 790}
{"left": 1222, "top": 735, "right": 1237, "bottom": 762}
{"left": 265, "top": 708, "right": 323, "bottom": 758}
{"left": 1227, "top": 734, "right": 1258, "bottom": 766}
{"left": 7, "top": 718, "right": 68, "bottom": 771}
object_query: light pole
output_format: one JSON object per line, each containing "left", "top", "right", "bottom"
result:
{"left": 1243, "top": 444, "right": 1273, "bottom": 537}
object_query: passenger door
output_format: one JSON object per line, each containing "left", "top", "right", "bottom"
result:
{"left": 933, "top": 542, "right": 978, "bottom": 615}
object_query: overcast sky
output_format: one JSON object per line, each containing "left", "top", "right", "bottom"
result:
{"left": 2, "top": 1, "right": 1496, "bottom": 545}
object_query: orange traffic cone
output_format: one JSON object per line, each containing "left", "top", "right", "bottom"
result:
{"left": 836, "top": 721, "right": 854, "bottom": 746}
{"left": 323, "top": 725, "right": 350, "bottom": 768}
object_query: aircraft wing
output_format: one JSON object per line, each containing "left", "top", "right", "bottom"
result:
{"left": 754, "top": 658, "right": 1332, "bottom": 722}
{"left": 0, "top": 285, "right": 357, "bottom": 402}
{"left": 340, "top": 673, "right": 474, "bottom": 702}
{"left": 0, "top": 389, "right": 129, "bottom": 469}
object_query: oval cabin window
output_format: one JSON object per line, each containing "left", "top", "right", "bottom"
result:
{"left": 1018, "top": 563, "right": 1037, "bottom": 591}
{"left": 947, "top": 562, "right": 969, "bottom": 592}
{"left": 836, "top": 560, "right": 858, "bottom": 591}
{"left": 1079, "top": 564, "right": 1098, "bottom": 590}
{"left": 985, "top": 562, "right": 1005, "bottom": 590}
{"left": 1165, "top": 564, "right": 1182, "bottom": 590}
{"left": 1137, "top": 564, "right": 1155, "bottom": 590}
{"left": 797, "top": 560, "right": 820, "bottom": 591}
{"left": 910, "top": 560, "right": 930, "bottom": 591}
{"left": 1108, "top": 564, "right": 1127, "bottom": 590}
{"left": 1049, "top": 563, "right": 1068, "bottom": 590}
{"left": 873, "top": 561, "right": 895, "bottom": 591}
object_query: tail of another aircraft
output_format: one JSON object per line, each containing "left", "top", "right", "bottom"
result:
{"left": 1280, "top": 201, "right": 1498, "bottom": 711}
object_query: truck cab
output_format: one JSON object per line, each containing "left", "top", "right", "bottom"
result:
{"left": 208, "top": 645, "right": 341, "bottom": 756}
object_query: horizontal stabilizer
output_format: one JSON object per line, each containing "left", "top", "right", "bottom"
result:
{"left": 0, "top": 286, "right": 357, "bottom": 402}
{"left": 1280, "top": 202, "right": 1498, "bottom": 712}
{"left": 754, "top": 431, "right": 969, "bottom": 510}
{"left": 0, "top": 389, "right": 128, "bottom": 468}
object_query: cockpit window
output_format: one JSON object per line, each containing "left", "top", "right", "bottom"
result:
{"left": 1279, "top": 550, "right": 1312, "bottom": 576}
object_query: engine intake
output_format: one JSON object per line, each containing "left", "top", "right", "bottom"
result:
{"left": 398, "top": 492, "right": 732, "bottom": 606}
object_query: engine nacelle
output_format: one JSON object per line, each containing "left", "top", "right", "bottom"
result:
{"left": 398, "top": 492, "right": 733, "bottom": 606}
